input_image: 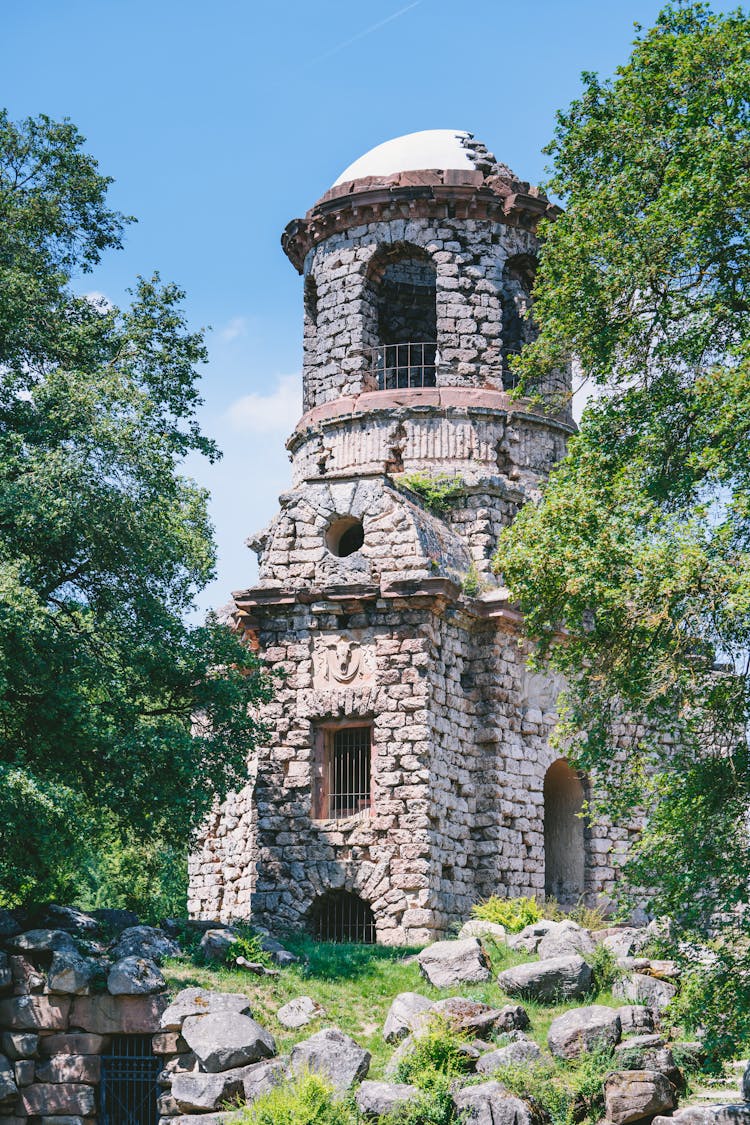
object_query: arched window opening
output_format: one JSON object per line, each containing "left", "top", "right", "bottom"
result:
{"left": 368, "top": 244, "right": 437, "bottom": 390}
{"left": 304, "top": 274, "right": 318, "bottom": 325}
{"left": 309, "top": 890, "right": 376, "bottom": 944}
{"left": 544, "top": 758, "right": 586, "bottom": 906}
{"left": 326, "top": 516, "right": 364, "bottom": 557}
{"left": 501, "top": 254, "right": 537, "bottom": 390}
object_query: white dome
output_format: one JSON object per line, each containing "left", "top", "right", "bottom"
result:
{"left": 333, "top": 129, "right": 478, "bottom": 186}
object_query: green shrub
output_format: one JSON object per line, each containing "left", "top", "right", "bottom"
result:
{"left": 388, "top": 1075, "right": 456, "bottom": 1125}
{"left": 395, "top": 1016, "right": 474, "bottom": 1088}
{"left": 75, "top": 830, "right": 187, "bottom": 925}
{"left": 398, "top": 472, "right": 465, "bottom": 514}
{"left": 462, "top": 563, "right": 482, "bottom": 597}
{"left": 235, "top": 1072, "right": 356, "bottom": 1125}
{"left": 665, "top": 947, "right": 750, "bottom": 1070}
{"left": 585, "top": 944, "right": 621, "bottom": 994}
{"left": 493, "top": 1043, "right": 616, "bottom": 1125}
{"left": 227, "top": 925, "right": 273, "bottom": 968}
{"left": 471, "top": 895, "right": 541, "bottom": 933}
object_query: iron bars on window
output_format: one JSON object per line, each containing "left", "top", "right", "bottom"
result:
{"left": 373, "top": 342, "right": 437, "bottom": 390}
{"left": 317, "top": 725, "right": 372, "bottom": 821}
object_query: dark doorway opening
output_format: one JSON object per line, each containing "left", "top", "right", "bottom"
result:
{"left": 309, "top": 890, "right": 376, "bottom": 943}
{"left": 99, "top": 1034, "right": 160, "bottom": 1125}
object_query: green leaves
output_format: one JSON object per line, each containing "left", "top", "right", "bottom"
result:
{"left": 496, "top": 3, "right": 750, "bottom": 1058}
{"left": 0, "top": 111, "right": 269, "bottom": 904}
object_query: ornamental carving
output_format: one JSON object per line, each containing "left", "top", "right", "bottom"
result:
{"left": 313, "top": 635, "right": 376, "bottom": 690}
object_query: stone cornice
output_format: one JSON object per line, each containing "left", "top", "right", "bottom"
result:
{"left": 281, "top": 169, "right": 559, "bottom": 273}
{"left": 286, "top": 386, "right": 575, "bottom": 454}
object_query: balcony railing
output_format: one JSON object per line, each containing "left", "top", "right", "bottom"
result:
{"left": 373, "top": 342, "right": 437, "bottom": 390}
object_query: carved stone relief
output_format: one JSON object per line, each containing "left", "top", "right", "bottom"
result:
{"left": 313, "top": 634, "right": 377, "bottom": 690}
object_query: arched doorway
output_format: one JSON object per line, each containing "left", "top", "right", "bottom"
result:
{"left": 308, "top": 890, "right": 376, "bottom": 944}
{"left": 544, "top": 759, "right": 586, "bottom": 906}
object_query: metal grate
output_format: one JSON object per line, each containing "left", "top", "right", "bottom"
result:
{"left": 323, "top": 725, "right": 372, "bottom": 820}
{"left": 310, "top": 890, "right": 377, "bottom": 943}
{"left": 99, "top": 1034, "right": 160, "bottom": 1125}
{"left": 373, "top": 342, "right": 437, "bottom": 390}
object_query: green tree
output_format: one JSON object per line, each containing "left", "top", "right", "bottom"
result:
{"left": 0, "top": 110, "right": 270, "bottom": 906}
{"left": 495, "top": 3, "right": 750, "bottom": 1058}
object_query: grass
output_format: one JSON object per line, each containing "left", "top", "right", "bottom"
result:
{"left": 163, "top": 932, "right": 629, "bottom": 1079}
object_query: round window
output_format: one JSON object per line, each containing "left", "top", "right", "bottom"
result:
{"left": 326, "top": 517, "right": 364, "bottom": 558}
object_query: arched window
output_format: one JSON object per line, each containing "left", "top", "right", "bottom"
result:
{"left": 501, "top": 254, "right": 536, "bottom": 390}
{"left": 367, "top": 244, "right": 437, "bottom": 390}
{"left": 544, "top": 758, "right": 586, "bottom": 906}
{"left": 309, "top": 890, "right": 376, "bottom": 944}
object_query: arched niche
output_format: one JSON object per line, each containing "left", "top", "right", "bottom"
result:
{"left": 501, "top": 253, "right": 537, "bottom": 390}
{"left": 544, "top": 758, "right": 586, "bottom": 906}
{"left": 366, "top": 243, "right": 437, "bottom": 389}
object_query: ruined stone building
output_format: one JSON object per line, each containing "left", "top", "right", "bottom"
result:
{"left": 188, "top": 130, "right": 636, "bottom": 944}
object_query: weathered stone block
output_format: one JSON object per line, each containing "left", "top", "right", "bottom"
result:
{"left": 21, "top": 1081, "right": 96, "bottom": 1116}
{"left": 0, "top": 995, "right": 71, "bottom": 1030}
{"left": 35, "top": 1053, "right": 101, "bottom": 1084}
{"left": 69, "top": 993, "right": 167, "bottom": 1034}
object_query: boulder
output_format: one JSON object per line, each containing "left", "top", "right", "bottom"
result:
{"left": 497, "top": 955, "right": 593, "bottom": 1002}
{"left": 36, "top": 905, "right": 99, "bottom": 936}
{"left": 428, "top": 997, "right": 516, "bottom": 1039}
{"left": 383, "top": 992, "right": 434, "bottom": 1043}
{"left": 0, "top": 909, "right": 21, "bottom": 939}
{"left": 276, "top": 996, "right": 326, "bottom": 1029}
{"left": 604, "top": 1069, "right": 676, "bottom": 1125}
{"left": 107, "top": 956, "right": 165, "bottom": 995}
{"left": 453, "top": 1081, "right": 535, "bottom": 1125}
{"left": 617, "top": 1005, "right": 655, "bottom": 1035}
{"left": 547, "top": 1005, "right": 621, "bottom": 1060}
{"left": 112, "top": 925, "right": 179, "bottom": 963}
{"left": 46, "top": 950, "right": 99, "bottom": 995}
{"left": 242, "top": 1058, "right": 287, "bottom": 1103}
{"left": 613, "top": 973, "right": 678, "bottom": 1013}
{"left": 161, "top": 987, "right": 252, "bottom": 1030}
{"left": 90, "top": 908, "right": 140, "bottom": 934}
{"left": 653, "top": 1109, "right": 750, "bottom": 1125}
{"left": 459, "top": 920, "right": 508, "bottom": 943}
{"left": 353, "top": 1080, "right": 416, "bottom": 1116}
{"left": 615, "top": 1042, "right": 679, "bottom": 1083}
{"left": 356, "top": 1080, "right": 420, "bottom": 1118}
{"left": 7, "top": 929, "right": 78, "bottom": 955}
{"left": 476, "top": 1038, "right": 542, "bottom": 1074}
{"left": 417, "top": 938, "right": 491, "bottom": 988}
{"left": 199, "top": 928, "right": 237, "bottom": 963}
{"left": 290, "top": 1027, "right": 370, "bottom": 1092}
{"left": 537, "top": 921, "right": 596, "bottom": 960}
{"left": 507, "top": 921, "right": 556, "bottom": 954}
{"left": 0, "top": 1054, "right": 17, "bottom": 1107}
{"left": 181, "top": 1012, "right": 276, "bottom": 1073}
{"left": 495, "top": 1004, "right": 530, "bottom": 1032}
{"left": 601, "top": 928, "right": 649, "bottom": 958}
{"left": 172, "top": 1067, "right": 248, "bottom": 1112}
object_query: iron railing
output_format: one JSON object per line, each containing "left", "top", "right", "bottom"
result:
{"left": 310, "top": 890, "right": 377, "bottom": 944}
{"left": 373, "top": 341, "right": 437, "bottom": 390}
{"left": 100, "top": 1034, "right": 160, "bottom": 1125}
{"left": 323, "top": 726, "right": 372, "bottom": 821}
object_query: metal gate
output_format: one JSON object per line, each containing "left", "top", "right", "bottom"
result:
{"left": 99, "top": 1034, "right": 159, "bottom": 1125}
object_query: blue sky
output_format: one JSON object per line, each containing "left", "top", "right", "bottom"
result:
{"left": 4, "top": 0, "right": 735, "bottom": 615}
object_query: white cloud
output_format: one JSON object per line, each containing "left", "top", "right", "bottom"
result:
{"left": 226, "top": 374, "right": 302, "bottom": 433}
{"left": 219, "top": 316, "right": 248, "bottom": 342}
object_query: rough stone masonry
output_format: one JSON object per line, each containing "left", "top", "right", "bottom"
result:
{"left": 188, "top": 130, "right": 639, "bottom": 944}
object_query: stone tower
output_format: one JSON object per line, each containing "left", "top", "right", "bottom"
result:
{"left": 189, "top": 131, "right": 633, "bottom": 944}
